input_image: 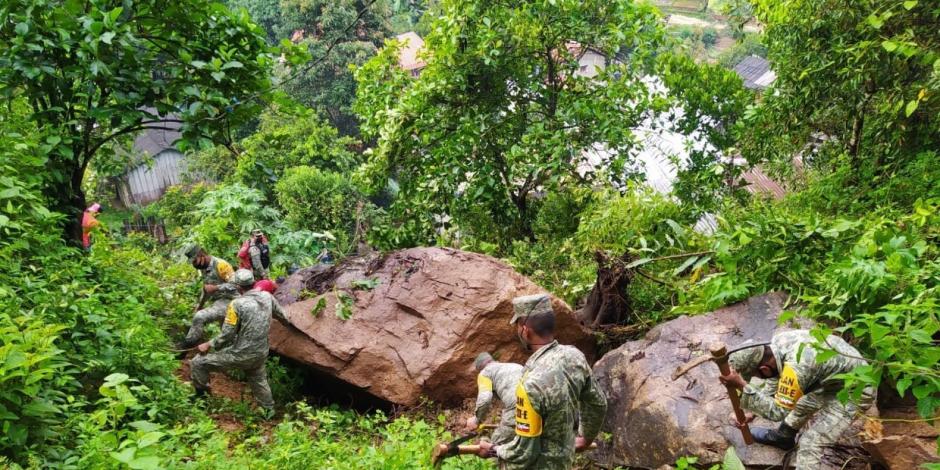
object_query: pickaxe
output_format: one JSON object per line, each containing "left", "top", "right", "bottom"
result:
{"left": 672, "top": 341, "right": 770, "bottom": 445}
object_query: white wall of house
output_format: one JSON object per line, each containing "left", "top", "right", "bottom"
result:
{"left": 118, "top": 149, "right": 185, "bottom": 206}
{"left": 576, "top": 50, "right": 607, "bottom": 78}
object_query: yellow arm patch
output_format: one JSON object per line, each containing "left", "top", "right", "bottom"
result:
{"left": 216, "top": 260, "right": 234, "bottom": 282}
{"left": 514, "top": 377, "right": 542, "bottom": 437}
{"left": 477, "top": 374, "right": 493, "bottom": 392}
{"left": 224, "top": 303, "right": 238, "bottom": 326}
{"left": 774, "top": 364, "right": 803, "bottom": 409}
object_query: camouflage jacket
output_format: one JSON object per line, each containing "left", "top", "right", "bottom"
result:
{"left": 495, "top": 341, "right": 608, "bottom": 470}
{"left": 248, "top": 244, "right": 268, "bottom": 280}
{"left": 734, "top": 330, "right": 868, "bottom": 429}
{"left": 475, "top": 361, "right": 524, "bottom": 445}
{"left": 209, "top": 289, "right": 287, "bottom": 360}
{"left": 201, "top": 256, "right": 237, "bottom": 301}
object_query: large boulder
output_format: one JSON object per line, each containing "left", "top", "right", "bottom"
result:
{"left": 592, "top": 293, "right": 811, "bottom": 469}
{"left": 270, "top": 247, "right": 594, "bottom": 406}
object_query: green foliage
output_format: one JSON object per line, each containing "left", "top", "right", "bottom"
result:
{"left": 186, "top": 183, "right": 330, "bottom": 269}
{"left": 509, "top": 188, "right": 698, "bottom": 317}
{"left": 0, "top": 0, "right": 306, "bottom": 242}
{"left": 743, "top": 0, "right": 940, "bottom": 177}
{"left": 659, "top": 52, "right": 751, "bottom": 214}
{"left": 355, "top": 0, "right": 670, "bottom": 246}
{"left": 231, "top": 110, "right": 361, "bottom": 199}
{"left": 144, "top": 183, "right": 212, "bottom": 233}
{"left": 716, "top": 33, "right": 766, "bottom": 68}
{"left": 272, "top": 0, "right": 393, "bottom": 135}
{"left": 275, "top": 166, "right": 370, "bottom": 252}
{"left": 683, "top": 195, "right": 940, "bottom": 417}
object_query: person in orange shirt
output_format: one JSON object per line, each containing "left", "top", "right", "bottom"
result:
{"left": 81, "top": 203, "right": 102, "bottom": 249}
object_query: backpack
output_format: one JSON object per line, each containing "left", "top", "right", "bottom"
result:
{"left": 238, "top": 237, "right": 270, "bottom": 270}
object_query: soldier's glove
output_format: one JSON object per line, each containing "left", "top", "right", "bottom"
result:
{"left": 750, "top": 423, "right": 796, "bottom": 450}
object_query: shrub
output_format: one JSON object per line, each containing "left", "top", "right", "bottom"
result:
{"left": 275, "top": 166, "right": 368, "bottom": 253}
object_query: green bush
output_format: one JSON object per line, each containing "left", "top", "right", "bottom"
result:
{"left": 145, "top": 183, "right": 211, "bottom": 233}
{"left": 275, "top": 166, "right": 369, "bottom": 253}
{"left": 185, "top": 183, "right": 331, "bottom": 270}
{"left": 684, "top": 197, "right": 940, "bottom": 417}
{"left": 232, "top": 111, "right": 361, "bottom": 200}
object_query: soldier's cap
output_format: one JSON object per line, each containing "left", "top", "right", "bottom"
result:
{"left": 728, "top": 341, "right": 769, "bottom": 376}
{"left": 232, "top": 269, "right": 255, "bottom": 287}
{"left": 251, "top": 228, "right": 264, "bottom": 236}
{"left": 510, "top": 293, "right": 554, "bottom": 325}
{"left": 183, "top": 243, "right": 204, "bottom": 261}
{"left": 474, "top": 352, "right": 493, "bottom": 370}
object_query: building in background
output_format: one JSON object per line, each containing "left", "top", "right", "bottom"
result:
{"left": 396, "top": 31, "right": 427, "bottom": 77}
{"left": 115, "top": 118, "right": 186, "bottom": 207}
{"left": 733, "top": 55, "right": 776, "bottom": 90}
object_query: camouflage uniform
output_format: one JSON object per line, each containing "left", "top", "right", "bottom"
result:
{"left": 494, "top": 340, "right": 607, "bottom": 469}
{"left": 190, "top": 286, "right": 287, "bottom": 410}
{"left": 729, "top": 330, "right": 874, "bottom": 469}
{"left": 183, "top": 256, "right": 237, "bottom": 346}
{"left": 248, "top": 243, "right": 268, "bottom": 280}
{"left": 475, "top": 361, "right": 525, "bottom": 446}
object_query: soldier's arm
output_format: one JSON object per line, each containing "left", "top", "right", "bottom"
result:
{"left": 209, "top": 302, "right": 239, "bottom": 350}
{"left": 494, "top": 379, "right": 543, "bottom": 466}
{"left": 271, "top": 297, "right": 288, "bottom": 322}
{"left": 474, "top": 371, "right": 495, "bottom": 423}
{"left": 577, "top": 371, "right": 608, "bottom": 442}
{"left": 740, "top": 378, "right": 790, "bottom": 422}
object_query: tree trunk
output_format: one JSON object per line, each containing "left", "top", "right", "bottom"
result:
{"left": 512, "top": 192, "right": 535, "bottom": 241}
{"left": 579, "top": 251, "right": 634, "bottom": 328}
{"left": 49, "top": 160, "right": 87, "bottom": 247}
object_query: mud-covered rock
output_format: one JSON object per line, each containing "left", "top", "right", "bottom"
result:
{"left": 270, "top": 247, "right": 594, "bottom": 406}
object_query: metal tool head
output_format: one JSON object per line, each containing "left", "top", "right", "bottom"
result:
{"left": 430, "top": 431, "right": 478, "bottom": 467}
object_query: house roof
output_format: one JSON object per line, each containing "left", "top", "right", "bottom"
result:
{"left": 133, "top": 118, "right": 182, "bottom": 157}
{"left": 395, "top": 32, "right": 427, "bottom": 71}
{"left": 733, "top": 55, "right": 775, "bottom": 90}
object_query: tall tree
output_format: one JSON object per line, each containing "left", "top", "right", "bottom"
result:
{"left": 742, "top": 0, "right": 939, "bottom": 176}
{"left": 0, "top": 0, "right": 304, "bottom": 244}
{"left": 277, "top": 0, "right": 393, "bottom": 135}
{"left": 355, "top": 0, "right": 668, "bottom": 246}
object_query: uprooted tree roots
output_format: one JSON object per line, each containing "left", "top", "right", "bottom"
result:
{"left": 579, "top": 251, "right": 635, "bottom": 328}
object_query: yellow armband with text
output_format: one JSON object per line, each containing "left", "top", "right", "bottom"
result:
{"left": 514, "top": 378, "right": 542, "bottom": 437}
{"left": 774, "top": 364, "right": 803, "bottom": 409}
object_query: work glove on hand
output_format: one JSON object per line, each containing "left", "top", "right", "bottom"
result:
{"left": 750, "top": 423, "right": 797, "bottom": 450}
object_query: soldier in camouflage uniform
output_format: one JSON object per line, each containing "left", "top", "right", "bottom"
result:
{"left": 191, "top": 269, "right": 287, "bottom": 412}
{"left": 721, "top": 330, "right": 874, "bottom": 469}
{"left": 477, "top": 294, "right": 608, "bottom": 470}
{"left": 466, "top": 352, "right": 524, "bottom": 446}
{"left": 179, "top": 245, "right": 238, "bottom": 349}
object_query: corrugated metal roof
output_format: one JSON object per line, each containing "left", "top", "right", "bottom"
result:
{"left": 733, "top": 55, "right": 774, "bottom": 90}
{"left": 132, "top": 119, "right": 182, "bottom": 157}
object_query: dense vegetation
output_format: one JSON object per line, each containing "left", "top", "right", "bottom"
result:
{"left": 1, "top": 0, "right": 938, "bottom": 468}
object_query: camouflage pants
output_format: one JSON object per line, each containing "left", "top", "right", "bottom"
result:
{"left": 492, "top": 408, "right": 517, "bottom": 447}
{"left": 183, "top": 298, "right": 229, "bottom": 345}
{"left": 793, "top": 387, "right": 874, "bottom": 469}
{"left": 190, "top": 352, "right": 274, "bottom": 410}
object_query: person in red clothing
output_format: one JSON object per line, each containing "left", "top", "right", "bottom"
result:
{"left": 81, "top": 203, "right": 102, "bottom": 249}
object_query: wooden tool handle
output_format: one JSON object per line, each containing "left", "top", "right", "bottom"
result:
{"left": 711, "top": 343, "right": 755, "bottom": 445}
{"left": 452, "top": 442, "right": 598, "bottom": 456}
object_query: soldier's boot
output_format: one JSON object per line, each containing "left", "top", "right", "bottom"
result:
{"left": 751, "top": 423, "right": 797, "bottom": 450}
